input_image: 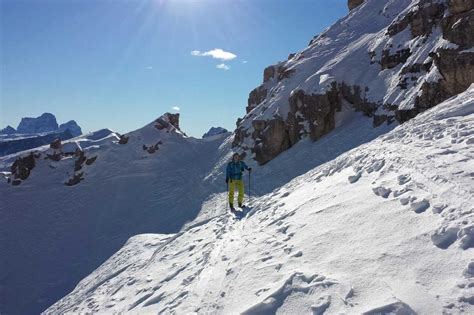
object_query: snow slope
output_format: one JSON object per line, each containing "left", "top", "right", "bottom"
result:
{"left": 0, "top": 115, "right": 229, "bottom": 314}
{"left": 46, "top": 87, "right": 474, "bottom": 314}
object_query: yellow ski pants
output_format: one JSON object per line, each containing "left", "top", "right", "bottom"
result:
{"left": 228, "top": 179, "right": 244, "bottom": 205}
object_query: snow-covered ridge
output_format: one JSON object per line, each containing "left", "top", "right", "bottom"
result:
{"left": 233, "top": 0, "right": 473, "bottom": 164}
{"left": 46, "top": 86, "right": 474, "bottom": 314}
{"left": 0, "top": 112, "right": 229, "bottom": 314}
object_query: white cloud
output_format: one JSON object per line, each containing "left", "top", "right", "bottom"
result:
{"left": 216, "top": 63, "right": 230, "bottom": 71}
{"left": 172, "top": 106, "right": 180, "bottom": 111}
{"left": 145, "top": 66, "right": 153, "bottom": 70}
{"left": 242, "top": 60, "right": 248, "bottom": 64}
{"left": 191, "top": 48, "right": 237, "bottom": 61}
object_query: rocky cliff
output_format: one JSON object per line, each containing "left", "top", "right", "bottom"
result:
{"left": 232, "top": 0, "right": 474, "bottom": 164}
{"left": 16, "top": 113, "right": 59, "bottom": 134}
{"left": 59, "top": 120, "right": 82, "bottom": 137}
{"left": 6, "top": 112, "right": 83, "bottom": 136}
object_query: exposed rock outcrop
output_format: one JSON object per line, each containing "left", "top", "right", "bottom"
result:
{"left": 50, "top": 138, "right": 62, "bottom": 150}
{"left": 380, "top": 49, "right": 411, "bottom": 70}
{"left": 387, "top": 2, "right": 445, "bottom": 37}
{"left": 74, "top": 151, "right": 87, "bottom": 171}
{"left": 85, "top": 156, "right": 97, "bottom": 165}
{"left": 154, "top": 113, "right": 185, "bottom": 135}
{"left": 65, "top": 172, "right": 84, "bottom": 186}
{"left": 232, "top": 0, "right": 474, "bottom": 165}
{"left": 234, "top": 82, "right": 378, "bottom": 165}
{"left": 118, "top": 135, "right": 129, "bottom": 144}
{"left": 348, "top": 0, "right": 364, "bottom": 10}
{"left": 247, "top": 86, "right": 268, "bottom": 114}
{"left": 449, "top": 0, "right": 473, "bottom": 14}
{"left": 11, "top": 152, "right": 37, "bottom": 182}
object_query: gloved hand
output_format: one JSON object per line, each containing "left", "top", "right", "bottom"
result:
{"left": 226, "top": 178, "right": 229, "bottom": 184}
{"left": 248, "top": 168, "right": 252, "bottom": 172}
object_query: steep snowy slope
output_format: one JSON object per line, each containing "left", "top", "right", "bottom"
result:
{"left": 0, "top": 114, "right": 229, "bottom": 314}
{"left": 233, "top": 0, "right": 473, "bottom": 164}
{"left": 47, "top": 87, "right": 474, "bottom": 314}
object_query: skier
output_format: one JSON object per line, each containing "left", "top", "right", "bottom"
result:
{"left": 226, "top": 153, "right": 252, "bottom": 211}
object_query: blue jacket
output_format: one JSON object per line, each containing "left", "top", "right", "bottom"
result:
{"left": 226, "top": 161, "right": 249, "bottom": 181}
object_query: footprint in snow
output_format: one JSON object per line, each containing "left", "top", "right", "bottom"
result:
{"left": 393, "top": 187, "right": 411, "bottom": 197}
{"left": 410, "top": 199, "right": 430, "bottom": 213}
{"left": 458, "top": 225, "right": 474, "bottom": 250}
{"left": 362, "top": 301, "right": 416, "bottom": 315}
{"left": 431, "top": 226, "right": 459, "bottom": 249}
{"left": 432, "top": 203, "right": 448, "bottom": 214}
{"left": 400, "top": 196, "right": 417, "bottom": 206}
{"left": 311, "top": 295, "right": 331, "bottom": 315}
{"left": 277, "top": 225, "right": 289, "bottom": 234}
{"left": 283, "top": 232, "right": 295, "bottom": 242}
{"left": 397, "top": 174, "right": 411, "bottom": 185}
{"left": 372, "top": 186, "right": 392, "bottom": 198}
{"left": 463, "top": 261, "right": 474, "bottom": 278}
{"left": 292, "top": 251, "right": 303, "bottom": 258}
{"left": 348, "top": 172, "right": 361, "bottom": 184}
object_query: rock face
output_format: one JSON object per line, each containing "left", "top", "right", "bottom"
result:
{"left": 232, "top": 0, "right": 474, "bottom": 165}
{"left": 7, "top": 113, "right": 83, "bottom": 136}
{"left": 59, "top": 120, "right": 82, "bottom": 137}
{"left": 348, "top": 0, "right": 364, "bottom": 10}
{"left": 202, "top": 127, "right": 228, "bottom": 138}
{"left": 0, "top": 125, "right": 16, "bottom": 134}
{"left": 11, "top": 152, "right": 37, "bottom": 182}
{"left": 17, "top": 113, "right": 58, "bottom": 134}
{"left": 155, "top": 113, "right": 180, "bottom": 130}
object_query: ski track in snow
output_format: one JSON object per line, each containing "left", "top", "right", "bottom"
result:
{"left": 44, "top": 87, "right": 474, "bottom": 314}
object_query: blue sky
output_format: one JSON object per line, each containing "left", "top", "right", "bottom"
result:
{"left": 1, "top": 0, "right": 348, "bottom": 137}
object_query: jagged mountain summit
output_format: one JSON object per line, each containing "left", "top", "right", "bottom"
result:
{"left": 46, "top": 85, "right": 474, "bottom": 315}
{"left": 0, "top": 125, "right": 16, "bottom": 135}
{"left": 233, "top": 0, "right": 473, "bottom": 164}
{"left": 203, "top": 126, "right": 229, "bottom": 138}
{"left": 16, "top": 112, "right": 59, "bottom": 134}
{"left": 4, "top": 112, "right": 82, "bottom": 136}
{"left": 58, "top": 120, "right": 82, "bottom": 137}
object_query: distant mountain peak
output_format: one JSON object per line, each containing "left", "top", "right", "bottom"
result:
{"left": 0, "top": 125, "right": 16, "bottom": 135}
{"left": 59, "top": 120, "right": 82, "bottom": 137}
{"left": 203, "top": 127, "right": 228, "bottom": 138}
{"left": 17, "top": 113, "right": 58, "bottom": 134}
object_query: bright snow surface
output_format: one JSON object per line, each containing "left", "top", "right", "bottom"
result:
{"left": 44, "top": 86, "right": 474, "bottom": 314}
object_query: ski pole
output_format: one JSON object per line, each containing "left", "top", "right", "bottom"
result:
{"left": 248, "top": 170, "right": 251, "bottom": 204}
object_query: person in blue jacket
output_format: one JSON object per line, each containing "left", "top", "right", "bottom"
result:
{"left": 226, "top": 153, "right": 252, "bottom": 210}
